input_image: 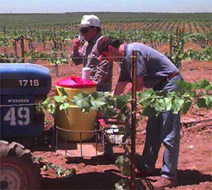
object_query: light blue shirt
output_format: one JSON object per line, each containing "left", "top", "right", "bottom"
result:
{"left": 119, "top": 43, "right": 178, "bottom": 88}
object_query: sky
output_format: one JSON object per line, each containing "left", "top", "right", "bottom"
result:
{"left": 0, "top": 0, "right": 211, "bottom": 13}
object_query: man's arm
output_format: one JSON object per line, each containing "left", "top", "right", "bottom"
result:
{"left": 113, "top": 81, "right": 129, "bottom": 95}
{"left": 113, "top": 76, "right": 144, "bottom": 95}
{"left": 135, "top": 76, "right": 144, "bottom": 92}
{"left": 71, "top": 39, "right": 86, "bottom": 65}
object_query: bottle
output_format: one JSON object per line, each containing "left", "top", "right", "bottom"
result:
{"left": 78, "top": 35, "right": 84, "bottom": 43}
{"left": 82, "top": 67, "right": 91, "bottom": 80}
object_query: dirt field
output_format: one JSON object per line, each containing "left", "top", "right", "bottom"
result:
{"left": 29, "top": 56, "right": 212, "bottom": 190}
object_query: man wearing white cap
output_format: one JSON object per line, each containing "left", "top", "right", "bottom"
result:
{"left": 71, "top": 15, "right": 113, "bottom": 92}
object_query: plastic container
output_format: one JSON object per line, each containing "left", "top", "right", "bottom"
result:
{"left": 56, "top": 76, "right": 96, "bottom": 100}
{"left": 105, "top": 125, "right": 124, "bottom": 145}
{"left": 82, "top": 67, "right": 91, "bottom": 80}
{"left": 55, "top": 76, "right": 97, "bottom": 141}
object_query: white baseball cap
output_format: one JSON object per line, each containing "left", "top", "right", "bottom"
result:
{"left": 77, "top": 15, "right": 101, "bottom": 28}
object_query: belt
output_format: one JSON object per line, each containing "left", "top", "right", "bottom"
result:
{"left": 155, "top": 71, "right": 180, "bottom": 90}
{"left": 167, "top": 71, "right": 180, "bottom": 80}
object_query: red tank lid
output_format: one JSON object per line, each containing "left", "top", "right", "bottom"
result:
{"left": 56, "top": 76, "right": 97, "bottom": 88}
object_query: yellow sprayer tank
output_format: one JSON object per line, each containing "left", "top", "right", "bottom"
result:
{"left": 55, "top": 76, "right": 97, "bottom": 141}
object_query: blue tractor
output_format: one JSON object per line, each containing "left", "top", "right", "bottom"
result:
{"left": 0, "top": 63, "right": 51, "bottom": 189}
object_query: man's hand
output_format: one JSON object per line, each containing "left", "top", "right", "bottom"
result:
{"left": 113, "top": 76, "right": 144, "bottom": 95}
{"left": 73, "top": 38, "right": 81, "bottom": 49}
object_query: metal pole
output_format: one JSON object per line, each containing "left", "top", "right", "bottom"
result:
{"left": 130, "top": 50, "right": 137, "bottom": 190}
{"left": 20, "top": 36, "right": 25, "bottom": 63}
{"left": 169, "top": 37, "right": 173, "bottom": 55}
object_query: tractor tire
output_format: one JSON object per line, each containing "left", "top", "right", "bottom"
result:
{"left": 0, "top": 140, "right": 41, "bottom": 190}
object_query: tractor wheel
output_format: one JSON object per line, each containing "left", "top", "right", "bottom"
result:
{"left": 0, "top": 140, "right": 41, "bottom": 190}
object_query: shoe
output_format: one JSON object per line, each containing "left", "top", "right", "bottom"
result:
{"left": 153, "top": 177, "right": 177, "bottom": 190}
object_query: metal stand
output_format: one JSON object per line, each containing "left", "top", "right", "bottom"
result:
{"left": 55, "top": 125, "right": 104, "bottom": 157}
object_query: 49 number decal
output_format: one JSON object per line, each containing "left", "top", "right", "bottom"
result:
{"left": 3, "top": 107, "right": 30, "bottom": 126}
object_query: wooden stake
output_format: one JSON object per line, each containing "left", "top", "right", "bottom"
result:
{"left": 130, "top": 50, "right": 137, "bottom": 190}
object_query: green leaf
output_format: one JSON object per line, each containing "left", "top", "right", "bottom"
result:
{"left": 172, "top": 98, "right": 184, "bottom": 113}
{"left": 76, "top": 98, "right": 91, "bottom": 110}
{"left": 138, "top": 96, "right": 152, "bottom": 106}
{"left": 142, "top": 106, "right": 157, "bottom": 117}
{"left": 90, "top": 99, "right": 105, "bottom": 110}
{"left": 56, "top": 166, "right": 64, "bottom": 176}
{"left": 175, "top": 80, "right": 188, "bottom": 89}
{"left": 72, "top": 92, "right": 89, "bottom": 100}
{"left": 90, "top": 92, "right": 106, "bottom": 110}
{"left": 103, "top": 107, "right": 117, "bottom": 117}
{"left": 139, "top": 89, "right": 154, "bottom": 100}
{"left": 115, "top": 183, "right": 125, "bottom": 190}
{"left": 205, "top": 85, "right": 212, "bottom": 93}
{"left": 115, "top": 95, "right": 128, "bottom": 109}
{"left": 72, "top": 92, "right": 90, "bottom": 104}
{"left": 90, "top": 91, "right": 99, "bottom": 99}
{"left": 54, "top": 95, "right": 67, "bottom": 103}
{"left": 58, "top": 88, "right": 68, "bottom": 96}
{"left": 59, "top": 103, "right": 71, "bottom": 110}
{"left": 164, "top": 97, "right": 173, "bottom": 111}
{"left": 176, "top": 98, "right": 184, "bottom": 108}
{"left": 115, "top": 155, "right": 125, "bottom": 169}
{"left": 154, "top": 100, "right": 163, "bottom": 112}
{"left": 196, "top": 98, "right": 206, "bottom": 108}
{"left": 197, "top": 79, "right": 210, "bottom": 89}
{"left": 115, "top": 180, "right": 127, "bottom": 190}
{"left": 42, "top": 98, "right": 50, "bottom": 106}
{"left": 63, "top": 168, "right": 76, "bottom": 178}
{"left": 205, "top": 96, "right": 212, "bottom": 109}
{"left": 181, "top": 100, "right": 192, "bottom": 114}
{"left": 47, "top": 103, "right": 56, "bottom": 115}
{"left": 122, "top": 163, "right": 131, "bottom": 176}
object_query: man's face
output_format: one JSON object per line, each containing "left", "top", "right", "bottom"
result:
{"left": 80, "top": 26, "right": 97, "bottom": 41}
{"left": 103, "top": 45, "right": 122, "bottom": 62}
